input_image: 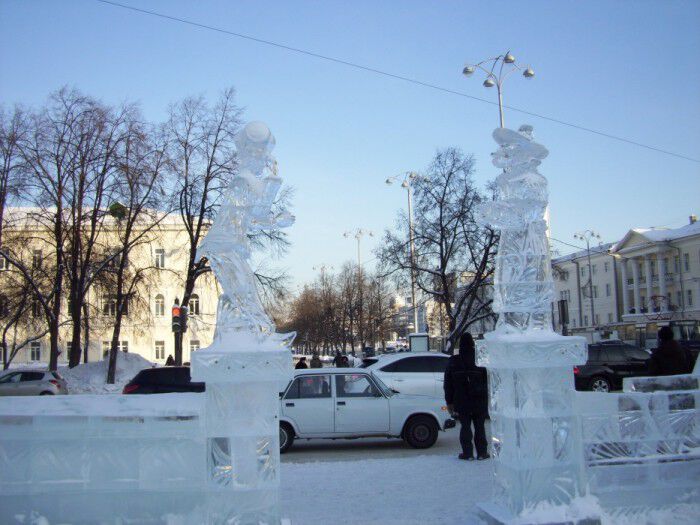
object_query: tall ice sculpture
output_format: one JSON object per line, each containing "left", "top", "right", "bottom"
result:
{"left": 476, "top": 126, "right": 590, "bottom": 523}
{"left": 191, "top": 121, "right": 294, "bottom": 524}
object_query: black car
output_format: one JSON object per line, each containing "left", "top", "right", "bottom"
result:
{"left": 122, "top": 366, "right": 205, "bottom": 394}
{"left": 574, "top": 341, "right": 651, "bottom": 392}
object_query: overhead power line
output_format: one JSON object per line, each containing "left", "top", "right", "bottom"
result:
{"left": 95, "top": 0, "right": 700, "bottom": 164}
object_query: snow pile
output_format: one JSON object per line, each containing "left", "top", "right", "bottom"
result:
{"left": 59, "top": 352, "right": 154, "bottom": 394}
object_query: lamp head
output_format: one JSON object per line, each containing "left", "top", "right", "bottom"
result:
{"left": 504, "top": 53, "right": 515, "bottom": 64}
{"left": 462, "top": 65, "right": 475, "bottom": 76}
{"left": 523, "top": 67, "right": 535, "bottom": 78}
{"left": 401, "top": 181, "right": 409, "bottom": 189}
{"left": 483, "top": 78, "right": 496, "bottom": 88}
{"left": 385, "top": 178, "right": 394, "bottom": 185}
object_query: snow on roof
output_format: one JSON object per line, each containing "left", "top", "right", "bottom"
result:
{"left": 610, "top": 220, "right": 700, "bottom": 253}
{"left": 551, "top": 242, "right": 615, "bottom": 264}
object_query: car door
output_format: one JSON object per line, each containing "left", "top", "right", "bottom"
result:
{"left": 378, "top": 356, "right": 439, "bottom": 396}
{"left": 601, "top": 347, "right": 628, "bottom": 387}
{"left": 281, "top": 374, "right": 334, "bottom": 435}
{"left": 623, "top": 346, "right": 651, "bottom": 377}
{"left": 334, "top": 373, "right": 389, "bottom": 434}
{"left": 0, "top": 372, "right": 21, "bottom": 395}
{"left": 431, "top": 356, "right": 449, "bottom": 396}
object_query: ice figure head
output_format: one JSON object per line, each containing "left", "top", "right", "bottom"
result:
{"left": 235, "top": 121, "right": 276, "bottom": 175}
{"left": 477, "top": 125, "right": 554, "bottom": 334}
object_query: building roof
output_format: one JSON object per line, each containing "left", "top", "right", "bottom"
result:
{"left": 610, "top": 220, "right": 700, "bottom": 253}
{"left": 552, "top": 242, "right": 615, "bottom": 264}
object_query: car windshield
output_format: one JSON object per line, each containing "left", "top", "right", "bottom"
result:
{"left": 370, "top": 372, "right": 395, "bottom": 396}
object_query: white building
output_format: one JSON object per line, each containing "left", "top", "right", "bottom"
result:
{"left": 552, "top": 215, "right": 700, "bottom": 348}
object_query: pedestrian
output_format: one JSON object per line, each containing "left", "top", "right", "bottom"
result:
{"left": 165, "top": 355, "right": 175, "bottom": 366}
{"left": 310, "top": 352, "right": 322, "bottom": 368}
{"left": 295, "top": 357, "right": 308, "bottom": 369}
{"left": 333, "top": 350, "right": 343, "bottom": 367}
{"left": 444, "top": 332, "right": 489, "bottom": 461}
{"left": 649, "top": 326, "right": 691, "bottom": 376}
{"left": 341, "top": 355, "right": 350, "bottom": 368}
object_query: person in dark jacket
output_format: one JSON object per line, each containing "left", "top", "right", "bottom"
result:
{"left": 295, "top": 357, "right": 308, "bottom": 369}
{"left": 444, "top": 332, "right": 489, "bottom": 460}
{"left": 165, "top": 355, "right": 175, "bottom": 366}
{"left": 649, "top": 326, "right": 690, "bottom": 376}
{"left": 310, "top": 352, "right": 323, "bottom": 368}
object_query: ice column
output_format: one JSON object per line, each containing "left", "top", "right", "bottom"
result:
{"left": 476, "top": 126, "right": 589, "bottom": 520}
{"left": 191, "top": 121, "right": 293, "bottom": 524}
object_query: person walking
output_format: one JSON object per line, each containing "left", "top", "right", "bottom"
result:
{"left": 333, "top": 350, "right": 343, "bottom": 367}
{"left": 310, "top": 352, "right": 322, "bottom": 368}
{"left": 444, "top": 332, "right": 489, "bottom": 461}
{"left": 649, "top": 326, "right": 691, "bottom": 376}
{"left": 295, "top": 357, "right": 308, "bottom": 369}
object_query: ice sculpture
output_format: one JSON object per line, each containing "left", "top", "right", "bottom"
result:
{"left": 475, "top": 126, "right": 589, "bottom": 521}
{"left": 191, "top": 121, "right": 294, "bottom": 523}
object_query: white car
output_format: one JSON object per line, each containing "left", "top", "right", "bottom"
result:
{"left": 278, "top": 368, "right": 455, "bottom": 453}
{"left": 361, "top": 352, "right": 450, "bottom": 397}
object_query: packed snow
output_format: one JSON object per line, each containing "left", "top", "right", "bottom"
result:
{"left": 59, "top": 352, "right": 154, "bottom": 394}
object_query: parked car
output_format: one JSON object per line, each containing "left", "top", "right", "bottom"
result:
{"left": 278, "top": 368, "right": 455, "bottom": 453}
{"left": 0, "top": 370, "right": 68, "bottom": 396}
{"left": 574, "top": 341, "right": 651, "bottom": 392}
{"left": 362, "top": 352, "right": 450, "bottom": 397}
{"left": 122, "top": 366, "right": 204, "bottom": 394}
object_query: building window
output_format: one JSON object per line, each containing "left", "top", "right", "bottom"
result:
{"left": 592, "top": 264, "right": 597, "bottom": 275}
{"left": 118, "top": 341, "right": 128, "bottom": 353}
{"left": 584, "top": 315, "right": 589, "bottom": 326}
{"left": 684, "top": 253, "right": 690, "bottom": 271}
{"left": 686, "top": 290, "right": 692, "bottom": 307}
{"left": 571, "top": 319, "right": 576, "bottom": 328}
{"left": 0, "top": 251, "right": 7, "bottom": 271}
{"left": 155, "top": 340, "right": 165, "bottom": 360}
{"left": 604, "top": 261, "right": 609, "bottom": 273}
{"left": 677, "top": 291, "right": 682, "bottom": 308}
{"left": 560, "top": 290, "right": 570, "bottom": 301}
{"left": 66, "top": 342, "right": 72, "bottom": 359}
{"left": 580, "top": 266, "right": 585, "bottom": 277}
{"left": 154, "top": 294, "right": 165, "bottom": 316}
{"left": 594, "top": 314, "right": 599, "bottom": 326}
{"left": 189, "top": 294, "right": 200, "bottom": 315}
{"left": 102, "top": 341, "right": 110, "bottom": 357}
{"left": 102, "top": 295, "right": 117, "bottom": 316}
{"left": 0, "top": 294, "right": 8, "bottom": 318}
{"left": 30, "top": 341, "right": 41, "bottom": 362}
{"left": 607, "top": 313, "right": 613, "bottom": 323}
{"left": 592, "top": 286, "right": 598, "bottom": 299}
{"left": 32, "top": 298, "right": 42, "bottom": 318}
{"left": 101, "top": 340, "right": 128, "bottom": 355}
{"left": 154, "top": 248, "right": 165, "bottom": 269}
{"left": 674, "top": 256, "right": 680, "bottom": 273}
{"left": 32, "top": 250, "right": 43, "bottom": 269}
{"left": 650, "top": 260, "right": 656, "bottom": 276}
{"left": 190, "top": 340, "right": 200, "bottom": 353}
{"left": 606, "top": 283, "right": 611, "bottom": 297}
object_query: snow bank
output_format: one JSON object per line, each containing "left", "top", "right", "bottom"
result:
{"left": 59, "top": 352, "right": 154, "bottom": 394}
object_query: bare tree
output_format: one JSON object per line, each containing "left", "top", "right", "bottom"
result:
{"left": 380, "top": 148, "right": 498, "bottom": 352}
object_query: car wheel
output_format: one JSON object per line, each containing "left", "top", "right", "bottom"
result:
{"left": 279, "top": 423, "right": 294, "bottom": 453}
{"left": 403, "top": 415, "right": 439, "bottom": 449}
{"left": 39, "top": 391, "right": 54, "bottom": 396}
{"left": 589, "top": 376, "right": 611, "bottom": 393}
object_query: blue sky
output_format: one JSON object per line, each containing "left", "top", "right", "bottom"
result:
{"left": 2, "top": 0, "right": 699, "bottom": 290}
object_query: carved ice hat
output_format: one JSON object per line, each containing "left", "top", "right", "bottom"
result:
{"left": 492, "top": 126, "right": 548, "bottom": 160}
{"left": 235, "top": 121, "right": 276, "bottom": 158}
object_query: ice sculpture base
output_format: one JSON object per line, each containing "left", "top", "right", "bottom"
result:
{"left": 477, "top": 502, "right": 602, "bottom": 525}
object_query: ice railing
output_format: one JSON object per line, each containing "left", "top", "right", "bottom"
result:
{"left": 576, "top": 372, "right": 700, "bottom": 513}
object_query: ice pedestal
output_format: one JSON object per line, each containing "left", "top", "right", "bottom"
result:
{"left": 191, "top": 343, "right": 291, "bottom": 523}
{"left": 478, "top": 334, "right": 588, "bottom": 519}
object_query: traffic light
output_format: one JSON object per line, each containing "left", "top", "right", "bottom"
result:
{"left": 181, "top": 306, "right": 188, "bottom": 333}
{"left": 172, "top": 303, "right": 182, "bottom": 333}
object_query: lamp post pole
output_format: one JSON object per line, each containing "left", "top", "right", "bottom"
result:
{"left": 462, "top": 51, "right": 535, "bottom": 129}
{"left": 386, "top": 172, "right": 420, "bottom": 334}
{"left": 574, "top": 230, "right": 602, "bottom": 329}
{"left": 344, "top": 229, "right": 373, "bottom": 351}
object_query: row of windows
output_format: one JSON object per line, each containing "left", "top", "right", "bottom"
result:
{"left": 25, "top": 339, "right": 202, "bottom": 362}
{"left": 0, "top": 248, "right": 169, "bottom": 271}
{"left": 154, "top": 294, "right": 200, "bottom": 316}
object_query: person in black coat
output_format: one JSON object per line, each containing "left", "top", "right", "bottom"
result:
{"left": 295, "top": 357, "right": 308, "bottom": 369}
{"left": 649, "top": 326, "right": 691, "bottom": 376}
{"left": 444, "top": 332, "right": 489, "bottom": 460}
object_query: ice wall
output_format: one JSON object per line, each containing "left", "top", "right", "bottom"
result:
{"left": 475, "top": 126, "right": 589, "bottom": 520}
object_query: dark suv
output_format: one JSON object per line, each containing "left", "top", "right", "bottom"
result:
{"left": 574, "top": 341, "right": 651, "bottom": 392}
{"left": 122, "top": 367, "right": 205, "bottom": 394}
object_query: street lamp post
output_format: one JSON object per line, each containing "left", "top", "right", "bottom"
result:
{"left": 386, "top": 172, "right": 420, "bottom": 335}
{"left": 344, "top": 229, "right": 373, "bottom": 352}
{"left": 574, "top": 230, "right": 602, "bottom": 329}
{"left": 462, "top": 51, "right": 535, "bottom": 128}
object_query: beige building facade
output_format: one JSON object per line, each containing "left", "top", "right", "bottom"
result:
{"left": 1, "top": 209, "right": 220, "bottom": 367}
{"left": 552, "top": 216, "right": 700, "bottom": 348}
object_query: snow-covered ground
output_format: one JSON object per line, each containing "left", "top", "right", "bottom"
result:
{"left": 280, "top": 453, "right": 491, "bottom": 524}
{"left": 59, "top": 353, "right": 154, "bottom": 394}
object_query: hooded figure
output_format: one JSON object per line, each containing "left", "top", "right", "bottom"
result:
{"left": 649, "top": 327, "right": 691, "bottom": 376}
{"left": 444, "top": 333, "right": 489, "bottom": 460}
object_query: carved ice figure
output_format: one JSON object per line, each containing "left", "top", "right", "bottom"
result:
{"left": 192, "top": 121, "right": 294, "bottom": 524}
{"left": 476, "top": 126, "right": 591, "bottom": 522}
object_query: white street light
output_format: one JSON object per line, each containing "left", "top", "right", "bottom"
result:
{"left": 461, "top": 51, "right": 535, "bottom": 128}
{"left": 574, "top": 230, "right": 603, "bottom": 331}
